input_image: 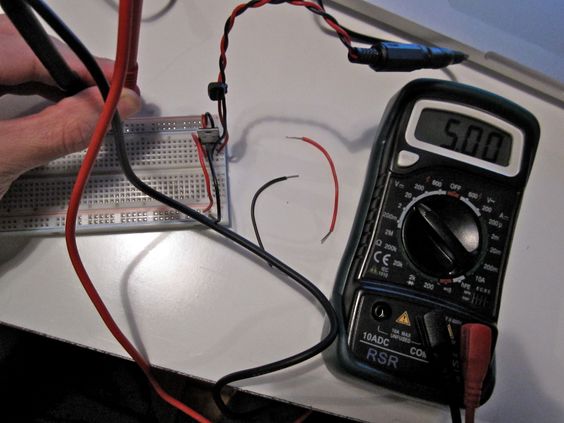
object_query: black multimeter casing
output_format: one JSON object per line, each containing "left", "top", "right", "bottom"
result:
{"left": 332, "top": 79, "right": 539, "bottom": 405}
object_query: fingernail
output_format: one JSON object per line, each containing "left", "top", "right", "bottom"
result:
{"left": 118, "top": 88, "right": 142, "bottom": 118}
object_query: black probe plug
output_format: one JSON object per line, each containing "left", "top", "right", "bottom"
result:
{"left": 349, "top": 41, "right": 468, "bottom": 72}
{"left": 418, "top": 310, "right": 462, "bottom": 423}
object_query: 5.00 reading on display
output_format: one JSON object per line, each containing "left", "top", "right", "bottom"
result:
{"left": 415, "top": 109, "right": 512, "bottom": 166}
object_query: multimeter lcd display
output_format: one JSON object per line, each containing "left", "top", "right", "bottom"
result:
{"left": 414, "top": 109, "right": 512, "bottom": 166}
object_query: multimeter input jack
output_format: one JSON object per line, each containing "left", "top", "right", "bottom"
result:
{"left": 372, "top": 302, "right": 392, "bottom": 321}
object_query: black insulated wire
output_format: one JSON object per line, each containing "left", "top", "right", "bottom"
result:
{"left": 23, "top": 0, "right": 338, "bottom": 418}
{"left": 251, "top": 175, "right": 299, "bottom": 251}
{"left": 204, "top": 111, "right": 215, "bottom": 128}
{"left": 23, "top": 0, "right": 108, "bottom": 97}
{"left": 0, "top": 0, "right": 86, "bottom": 95}
{"left": 219, "top": 0, "right": 354, "bottom": 83}
{"left": 215, "top": 0, "right": 356, "bottom": 148}
{"left": 416, "top": 312, "right": 462, "bottom": 423}
{"left": 316, "top": 0, "right": 390, "bottom": 44}
{"left": 216, "top": 98, "right": 228, "bottom": 145}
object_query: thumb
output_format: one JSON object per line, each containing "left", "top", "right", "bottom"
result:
{"left": 0, "top": 86, "right": 141, "bottom": 178}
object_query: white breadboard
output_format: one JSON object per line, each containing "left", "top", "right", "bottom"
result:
{"left": 0, "top": 116, "right": 229, "bottom": 235}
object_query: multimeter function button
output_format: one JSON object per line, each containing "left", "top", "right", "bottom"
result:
{"left": 397, "top": 150, "right": 420, "bottom": 168}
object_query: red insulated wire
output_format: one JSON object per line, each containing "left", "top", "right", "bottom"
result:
{"left": 124, "top": 0, "right": 142, "bottom": 92}
{"left": 64, "top": 1, "right": 210, "bottom": 422}
{"left": 192, "top": 133, "right": 214, "bottom": 213}
{"left": 226, "top": 1, "right": 268, "bottom": 51}
{"left": 216, "top": 0, "right": 356, "bottom": 152}
{"left": 218, "top": 0, "right": 353, "bottom": 83}
{"left": 460, "top": 324, "right": 493, "bottom": 423}
{"left": 201, "top": 113, "right": 207, "bottom": 129}
{"left": 287, "top": 136, "right": 339, "bottom": 242}
{"left": 289, "top": 1, "right": 352, "bottom": 45}
{"left": 218, "top": 0, "right": 271, "bottom": 82}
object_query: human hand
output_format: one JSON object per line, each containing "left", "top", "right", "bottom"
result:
{"left": 0, "top": 15, "right": 141, "bottom": 199}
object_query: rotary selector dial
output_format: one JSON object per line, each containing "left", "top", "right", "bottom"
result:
{"left": 360, "top": 173, "right": 515, "bottom": 317}
{"left": 401, "top": 194, "right": 482, "bottom": 277}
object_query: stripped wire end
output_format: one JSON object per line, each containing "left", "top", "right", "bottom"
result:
{"left": 320, "top": 229, "right": 333, "bottom": 244}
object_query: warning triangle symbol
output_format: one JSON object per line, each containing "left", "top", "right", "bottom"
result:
{"left": 395, "top": 311, "right": 411, "bottom": 326}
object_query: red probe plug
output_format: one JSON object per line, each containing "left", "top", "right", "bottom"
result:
{"left": 460, "top": 323, "right": 493, "bottom": 423}
{"left": 124, "top": 0, "right": 143, "bottom": 94}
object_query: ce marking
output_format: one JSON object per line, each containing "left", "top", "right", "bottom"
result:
{"left": 374, "top": 251, "right": 391, "bottom": 266}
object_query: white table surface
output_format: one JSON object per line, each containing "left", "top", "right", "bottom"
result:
{"left": 1, "top": 2, "right": 563, "bottom": 422}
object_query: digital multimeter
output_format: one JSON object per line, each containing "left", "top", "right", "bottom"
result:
{"left": 333, "top": 79, "right": 539, "bottom": 404}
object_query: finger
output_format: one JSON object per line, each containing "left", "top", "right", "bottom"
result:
{"left": 0, "top": 21, "right": 115, "bottom": 87}
{"left": 46, "top": 36, "right": 117, "bottom": 86}
{"left": 0, "top": 87, "right": 141, "bottom": 177}
{"left": 0, "top": 13, "right": 20, "bottom": 34}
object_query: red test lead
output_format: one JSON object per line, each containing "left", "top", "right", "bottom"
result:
{"left": 64, "top": 1, "right": 210, "bottom": 421}
{"left": 460, "top": 323, "right": 493, "bottom": 423}
{"left": 124, "top": 0, "right": 142, "bottom": 93}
